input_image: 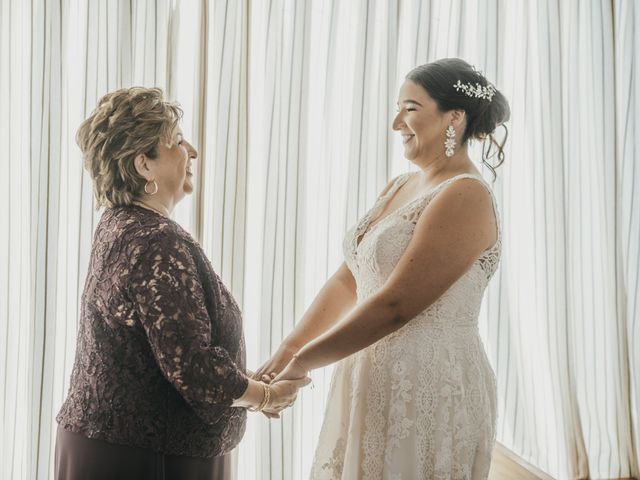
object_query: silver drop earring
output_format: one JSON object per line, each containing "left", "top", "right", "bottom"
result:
{"left": 444, "top": 125, "right": 456, "bottom": 157}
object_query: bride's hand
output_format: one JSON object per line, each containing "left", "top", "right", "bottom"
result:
{"left": 253, "top": 342, "right": 300, "bottom": 383}
{"left": 273, "top": 356, "right": 309, "bottom": 383}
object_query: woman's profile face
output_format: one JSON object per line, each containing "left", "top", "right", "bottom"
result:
{"left": 151, "top": 128, "right": 198, "bottom": 202}
{"left": 392, "top": 80, "right": 449, "bottom": 162}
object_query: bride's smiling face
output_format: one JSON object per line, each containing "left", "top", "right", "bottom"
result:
{"left": 392, "top": 80, "right": 452, "bottom": 162}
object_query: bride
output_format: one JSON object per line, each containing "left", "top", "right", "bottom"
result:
{"left": 255, "top": 58, "right": 510, "bottom": 479}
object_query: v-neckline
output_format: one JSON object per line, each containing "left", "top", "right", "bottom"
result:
{"left": 354, "top": 172, "right": 484, "bottom": 249}
{"left": 355, "top": 174, "right": 412, "bottom": 248}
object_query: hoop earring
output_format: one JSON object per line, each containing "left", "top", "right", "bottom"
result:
{"left": 444, "top": 125, "right": 456, "bottom": 157}
{"left": 144, "top": 180, "right": 158, "bottom": 195}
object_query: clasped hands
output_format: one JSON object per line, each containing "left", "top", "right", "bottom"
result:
{"left": 251, "top": 343, "right": 309, "bottom": 419}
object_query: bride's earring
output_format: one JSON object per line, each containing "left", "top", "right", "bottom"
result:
{"left": 444, "top": 125, "right": 456, "bottom": 157}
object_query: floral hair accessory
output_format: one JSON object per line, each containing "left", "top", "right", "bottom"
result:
{"left": 453, "top": 80, "right": 496, "bottom": 101}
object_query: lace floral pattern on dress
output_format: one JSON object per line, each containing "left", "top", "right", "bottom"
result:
{"left": 311, "top": 173, "right": 500, "bottom": 479}
{"left": 56, "top": 206, "right": 248, "bottom": 458}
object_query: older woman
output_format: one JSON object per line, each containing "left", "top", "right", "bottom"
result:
{"left": 256, "top": 58, "right": 510, "bottom": 479}
{"left": 55, "top": 87, "right": 308, "bottom": 480}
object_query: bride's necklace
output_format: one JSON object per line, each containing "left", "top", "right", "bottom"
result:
{"left": 132, "top": 200, "right": 170, "bottom": 218}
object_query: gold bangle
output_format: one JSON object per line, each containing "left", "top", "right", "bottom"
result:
{"left": 248, "top": 382, "right": 269, "bottom": 412}
{"left": 261, "top": 384, "right": 271, "bottom": 411}
{"left": 257, "top": 383, "right": 270, "bottom": 412}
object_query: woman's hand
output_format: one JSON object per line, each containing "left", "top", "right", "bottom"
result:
{"left": 273, "top": 356, "right": 309, "bottom": 383}
{"left": 253, "top": 342, "right": 300, "bottom": 383}
{"left": 262, "top": 376, "right": 312, "bottom": 416}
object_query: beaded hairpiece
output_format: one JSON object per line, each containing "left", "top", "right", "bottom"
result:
{"left": 453, "top": 80, "right": 496, "bottom": 102}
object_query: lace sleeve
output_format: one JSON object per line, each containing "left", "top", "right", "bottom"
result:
{"left": 128, "top": 231, "right": 248, "bottom": 422}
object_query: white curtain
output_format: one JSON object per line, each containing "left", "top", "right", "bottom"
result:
{"left": 494, "top": 1, "right": 639, "bottom": 478}
{"left": 1, "top": 1, "right": 32, "bottom": 478}
{"left": 0, "top": 1, "right": 178, "bottom": 478}
{"left": 2, "top": 1, "right": 640, "bottom": 479}
{"left": 616, "top": 0, "right": 640, "bottom": 478}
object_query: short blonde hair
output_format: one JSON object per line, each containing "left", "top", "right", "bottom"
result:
{"left": 76, "top": 87, "right": 183, "bottom": 208}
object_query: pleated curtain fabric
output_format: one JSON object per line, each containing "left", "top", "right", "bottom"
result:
{"left": 242, "top": 1, "right": 312, "bottom": 477}
{"left": 493, "top": 1, "right": 638, "bottom": 478}
{"left": 2, "top": 1, "right": 640, "bottom": 479}
{"left": 614, "top": 0, "right": 640, "bottom": 478}
{"left": 0, "top": 1, "right": 177, "bottom": 478}
{"left": 192, "top": 0, "right": 249, "bottom": 302}
{"left": 0, "top": 1, "right": 32, "bottom": 479}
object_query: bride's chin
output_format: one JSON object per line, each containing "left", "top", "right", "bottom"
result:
{"left": 402, "top": 148, "right": 417, "bottom": 160}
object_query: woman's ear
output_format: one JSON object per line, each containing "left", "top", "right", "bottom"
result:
{"left": 450, "top": 109, "right": 466, "bottom": 129}
{"left": 134, "top": 153, "right": 154, "bottom": 181}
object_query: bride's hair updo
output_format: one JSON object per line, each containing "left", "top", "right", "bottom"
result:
{"left": 406, "top": 58, "right": 510, "bottom": 179}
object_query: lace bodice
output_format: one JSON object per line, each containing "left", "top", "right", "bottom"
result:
{"left": 344, "top": 172, "right": 501, "bottom": 315}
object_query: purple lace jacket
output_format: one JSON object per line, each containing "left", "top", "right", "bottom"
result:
{"left": 56, "top": 205, "right": 249, "bottom": 458}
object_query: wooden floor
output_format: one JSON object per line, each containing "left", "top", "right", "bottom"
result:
{"left": 489, "top": 443, "right": 555, "bottom": 480}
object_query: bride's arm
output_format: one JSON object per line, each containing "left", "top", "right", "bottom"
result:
{"left": 254, "top": 177, "right": 403, "bottom": 380}
{"left": 253, "top": 262, "right": 357, "bottom": 379}
{"left": 280, "top": 178, "right": 497, "bottom": 376}
{"left": 282, "top": 174, "right": 405, "bottom": 349}
{"left": 286, "top": 262, "right": 357, "bottom": 348}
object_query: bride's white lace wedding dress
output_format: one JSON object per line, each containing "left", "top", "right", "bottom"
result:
{"left": 309, "top": 172, "right": 500, "bottom": 480}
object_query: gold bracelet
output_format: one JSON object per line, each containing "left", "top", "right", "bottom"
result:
{"left": 261, "top": 384, "right": 271, "bottom": 411}
{"left": 248, "top": 382, "right": 269, "bottom": 412}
